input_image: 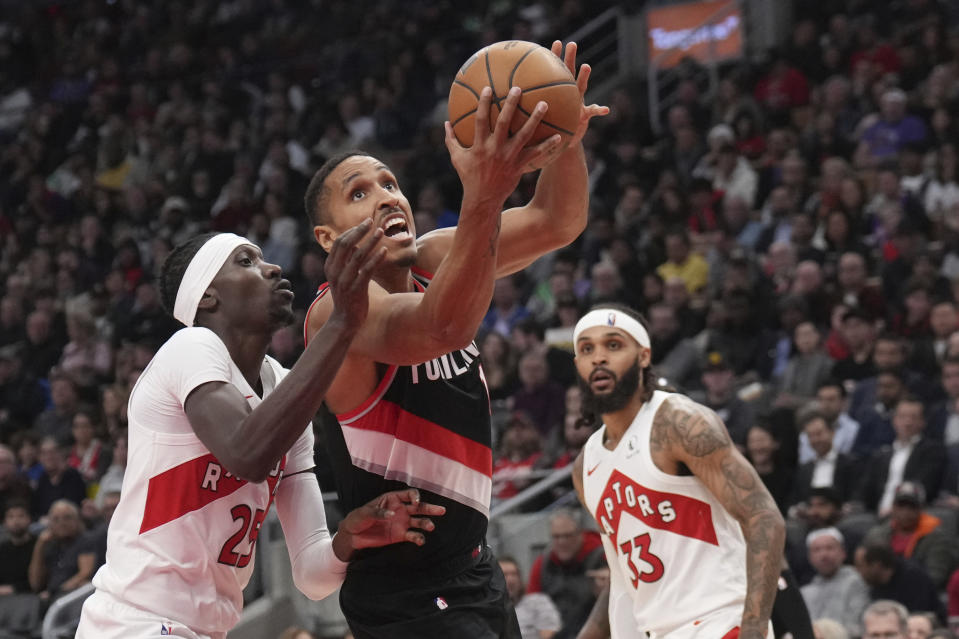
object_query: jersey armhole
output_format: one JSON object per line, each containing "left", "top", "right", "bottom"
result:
{"left": 304, "top": 283, "right": 331, "bottom": 347}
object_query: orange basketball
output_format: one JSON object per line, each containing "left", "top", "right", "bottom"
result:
{"left": 448, "top": 41, "right": 581, "bottom": 148}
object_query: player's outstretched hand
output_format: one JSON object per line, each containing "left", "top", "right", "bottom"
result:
{"left": 324, "top": 218, "right": 386, "bottom": 327}
{"left": 338, "top": 488, "right": 446, "bottom": 554}
{"left": 550, "top": 40, "right": 609, "bottom": 147}
{"left": 444, "top": 84, "right": 564, "bottom": 211}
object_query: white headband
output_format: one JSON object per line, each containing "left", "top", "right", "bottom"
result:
{"left": 173, "top": 233, "right": 253, "bottom": 327}
{"left": 573, "top": 309, "right": 651, "bottom": 349}
{"left": 805, "top": 526, "right": 844, "bottom": 548}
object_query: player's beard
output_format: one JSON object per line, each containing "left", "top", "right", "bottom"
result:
{"left": 578, "top": 358, "right": 642, "bottom": 416}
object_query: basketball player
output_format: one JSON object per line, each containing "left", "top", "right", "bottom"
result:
{"left": 76, "top": 223, "right": 445, "bottom": 639}
{"left": 572, "top": 304, "right": 785, "bottom": 639}
{"left": 303, "top": 42, "right": 607, "bottom": 638}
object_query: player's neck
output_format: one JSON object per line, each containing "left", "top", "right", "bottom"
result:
{"left": 601, "top": 394, "right": 647, "bottom": 449}
{"left": 373, "top": 265, "right": 418, "bottom": 293}
{"left": 215, "top": 328, "right": 269, "bottom": 391}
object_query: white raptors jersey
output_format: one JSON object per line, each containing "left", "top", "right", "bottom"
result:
{"left": 90, "top": 328, "right": 314, "bottom": 635}
{"left": 582, "top": 391, "right": 748, "bottom": 639}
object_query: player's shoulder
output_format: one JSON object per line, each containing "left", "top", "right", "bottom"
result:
{"left": 158, "top": 326, "right": 225, "bottom": 358}
{"left": 653, "top": 392, "right": 731, "bottom": 457}
{"left": 414, "top": 227, "right": 454, "bottom": 273}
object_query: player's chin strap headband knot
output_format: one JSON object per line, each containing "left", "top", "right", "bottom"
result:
{"left": 573, "top": 309, "right": 651, "bottom": 350}
{"left": 173, "top": 233, "right": 253, "bottom": 327}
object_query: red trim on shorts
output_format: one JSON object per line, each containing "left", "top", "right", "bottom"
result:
{"left": 721, "top": 627, "right": 740, "bottom": 639}
{"left": 343, "top": 399, "right": 492, "bottom": 476}
{"left": 303, "top": 283, "right": 331, "bottom": 347}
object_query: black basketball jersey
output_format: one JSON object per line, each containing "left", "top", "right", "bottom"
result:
{"left": 310, "top": 267, "right": 493, "bottom": 575}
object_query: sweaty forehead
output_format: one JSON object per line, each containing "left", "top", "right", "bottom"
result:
{"left": 330, "top": 155, "right": 390, "bottom": 188}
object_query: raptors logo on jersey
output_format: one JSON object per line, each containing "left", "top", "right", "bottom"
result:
{"left": 582, "top": 391, "right": 749, "bottom": 639}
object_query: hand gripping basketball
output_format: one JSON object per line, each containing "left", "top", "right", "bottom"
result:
{"left": 550, "top": 40, "right": 610, "bottom": 148}
{"left": 444, "top": 85, "right": 562, "bottom": 209}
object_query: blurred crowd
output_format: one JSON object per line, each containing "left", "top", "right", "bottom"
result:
{"left": 3, "top": 0, "right": 959, "bottom": 636}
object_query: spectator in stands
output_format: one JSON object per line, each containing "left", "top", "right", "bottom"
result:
{"left": 746, "top": 424, "right": 792, "bottom": 515}
{"left": 0, "top": 444, "right": 31, "bottom": 518}
{"left": 798, "top": 380, "right": 860, "bottom": 464}
{"left": 66, "top": 410, "right": 107, "bottom": 484}
{"left": 854, "top": 396, "right": 947, "bottom": 515}
{"left": 689, "top": 350, "right": 754, "bottom": 448}
{"left": 480, "top": 331, "right": 519, "bottom": 402}
{"left": 790, "top": 411, "right": 858, "bottom": 508}
{"left": 661, "top": 276, "right": 706, "bottom": 339}
{"left": 856, "top": 544, "right": 946, "bottom": 620}
{"left": 20, "top": 310, "right": 65, "bottom": 383}
{"left": 499, "top": 555, "right": 562, "bottom": 639}
{"left": 277, "top": 628, "right": 314, "bottom": 639}
{"left": 775, "top": 321, "right": 833, "bottom": 409}
{"left": 834, "top": 253, "right": 886, "bottom": 323}
{"left": 861, "top": 601, "right": 910, "bottom": 639}
{"left": 511, "top": 318, "right": 577, "bottom": 389}
{"left": 907, "top": 612, "right": 938, "bottom": 639}
{"left": 492, "top": 413, "right": 545, "bottom": 502}
{"left": 482, "top": 275, "right": 531, "bottom": 338}
{"left": 0, "top": 500, "right": 36, "bottom": 595}
{"left": 0, "top": 344, "right": 45, "bottom": 434}
{"left": 646, "top": 302, "right": 701, "bottom": 391}
{"left": 863, "top": 481, "right": 959, "bottom": 589}
{"left": 32, "top": 437, "right": 86, "bottom": 520}
{"left": 28, "top": 500, "right": 94, "bottom": 606}
{"left": 929, "top": 356, "right": 959, "bottom": 444}
{"left": 656, "top": 229, "right": 709, "bottom": 294}
{"left": 526, "top": 509, "right": 604, "bottom": 636}
{"left": 858, "top": 89, "right": 928, "bottom": 165}
{"left": 512, "top": 350, "right": 566, "bottom": 439}
{"left": 850, "top": 368, "right": 907, "bottom": 459}
{"left": 32, "top": 372, "right": 80, "bottom": 445}
{"left": 58, "top": 309, "right": 113, "bottom": 386}
{"left": 848, "top": 333, "right": 923, "bottom": 425}
{"left": 800, "top": 527, "right": 870, "bottom": 637}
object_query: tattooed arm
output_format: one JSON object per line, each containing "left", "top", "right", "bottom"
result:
{"left": 651, "top": 396, "right": 785, "bottom": 639}
{"left": 572, "top": 451, "right": 612, "bottom": 639}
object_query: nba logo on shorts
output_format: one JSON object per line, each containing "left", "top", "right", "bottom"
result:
{"left": 434, "top": 596, "right": 449, "bottom": 610}
{"left": 161, "top": 622, "right": 173, "bottom": 635}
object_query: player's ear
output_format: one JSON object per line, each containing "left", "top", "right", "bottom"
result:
{"left": 314, "top": 225, "right": 336, "bottom": 252}
{"left": 196, "top": 287, "right": 218, "bottom": 313}
{"left": 640, "top": 346, "right": 652, "bottom": 368}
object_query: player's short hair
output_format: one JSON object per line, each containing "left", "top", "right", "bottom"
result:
{"left": 158, "top": 232, "right": 218, "bottom": 317}
{"left": 304, "top": 150, "right": 373, "bottom": 228}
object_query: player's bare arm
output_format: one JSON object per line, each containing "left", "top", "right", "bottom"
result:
{"left": 571, "top": 451, "right": 612, "bottom": 639}
{"left": 416, "top": 41, "right": 609, "bottom": 279}
{"left": 650, "top": 395, "right": 785, "bottom": 639}
{"left": 307, "top": 85, "right": 559, "bottom": 370}
{"left": 185, "top": 221, "right": 386, "bottom": 482}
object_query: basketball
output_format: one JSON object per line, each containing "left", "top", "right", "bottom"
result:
{"left": 448, "top": 40, "right": 582, "bottom": 148}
